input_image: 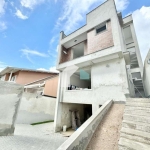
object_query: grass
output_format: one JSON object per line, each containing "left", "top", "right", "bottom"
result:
{"left": 31, "top": 120, "right": 54, "bottom": 125}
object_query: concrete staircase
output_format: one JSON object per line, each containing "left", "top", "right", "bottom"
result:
{"left": 119, "top": 98, "right": 150, "bottom": 150}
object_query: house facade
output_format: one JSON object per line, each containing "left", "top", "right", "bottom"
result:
{"left": 0, "top": 67, "right": 59, "bottom": 97}
{"left": 54, "top": 0, "right": 144, "bottom": 131}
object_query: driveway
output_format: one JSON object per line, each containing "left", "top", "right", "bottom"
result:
{"left": 0, "top": 123, "right": 67, "bottom": 150}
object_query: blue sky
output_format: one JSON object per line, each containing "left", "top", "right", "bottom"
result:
{"left": 0, "top": 0, "right": 150, "bottom": 72}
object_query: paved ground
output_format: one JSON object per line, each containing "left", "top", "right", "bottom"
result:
{"left": 0, "top": 123, "right": 68, "bottom": 150}
{"left": 87, "top": 104, "right": 125, "bottom": 150}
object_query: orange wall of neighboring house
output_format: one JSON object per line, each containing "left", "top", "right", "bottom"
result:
{"left": 44, "top": 76, "right": 58, "bottom": 97}
{"left": 15, "top": 71, "right": 55, "bottom": 85}
{"left": 5, "top": 73, "right": 10, "bottom": 81}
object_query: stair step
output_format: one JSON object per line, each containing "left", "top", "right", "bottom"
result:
{"left": 126, "top": 102, "right": 150, "bottom": 108}
{"left": 124, "top": 109, "right": 150, "bottom": 116}
{"left": 123, "top": 114, "right": 150, "bottom": 124}
{"left": 122, "top": 120, "right": 150, "bottom": 133}
{"left": 120, "top": 127, "right": 150, "bottom": 144}
{"left": 119, "top": 137, "right": 150, "bottom": 150}
{"left": 127, "top": 98, "right": 150, "bottom": 103}
{"left": 125, "top": 106, "right": 150, "bottom": 111}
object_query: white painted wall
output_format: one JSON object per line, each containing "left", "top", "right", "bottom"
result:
{"left": 16, "top": 92, "right": 56, "bottom": 124}
{"left": 0, "top": 81, "right": 23, "bottom": 136}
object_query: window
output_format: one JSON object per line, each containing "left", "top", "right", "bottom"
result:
{"left": 96, "top": 25, "right": 106, "bottom": 34}
{"left": 10, "top": 76, "right": 16, "bottom": 82}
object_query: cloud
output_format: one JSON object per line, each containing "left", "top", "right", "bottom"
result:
{"left": 0, "top": 61, "right": 7, "bottom": 71}
{"left": 56, "top": 0, "right": 129, "bottom": 34}
{"left": 37, "top": 66, "right": 59, "bottom": 73}
{"left": 0, "top": 0, "right": 5, "bottom": 16}
{"left": 21, "top": 49, "right": 49, "bottom": 63}
{"left": 20, "top": 0, "right": 46, "bottom": 10}
{"left": 37, "top": 68, "right": 48, "bottom": 71}
{"left": 21, "top": 49, "right": 48, "bottom": 57}
{"left": 15, "top": 9, "right": 28, "bottom": 20}
{"left": 0, "top": 21, "right": 7, "bottom": 31}
{"left": 114, "top": 0, "right": 129, "bottom": 12}
{"left": 132, "top": 6, "right": 150, "bottom": 61}
{"left": 49, "top": 66, "right": 59, "bottom": 73}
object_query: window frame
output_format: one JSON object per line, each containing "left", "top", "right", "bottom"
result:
{"left": 95, "top": 22, "right": 107, "bottom": 35}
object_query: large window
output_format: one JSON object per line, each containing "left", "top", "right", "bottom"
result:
{"left": 68, "top": 67, "right": 91, "bottom": 90}
{"left": 72, "top": 42, "right": 84, "bottom": 59}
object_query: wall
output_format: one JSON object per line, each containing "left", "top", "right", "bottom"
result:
{"left": 143, "top": 52, "right": 150, "bottom": 97}
{"left": 87, "top": 21, "right": 114, "bottom": 54}
{"left": 16, "top": 92, "right": 56, "bottom": 124}
{"left": 16, "top": 71, "right": 54, "bottom": 85}
{"left": 0, "top": 81, "right": 23, "bottom": 136}
{"left": 70, "top": 74, "right": 90, "bottom": 89}
{"left": 57, "top": 100, "right": 113, "bottom": 150}
{"left": 62, "top": 58, "right": 129, "bottom": 111}
{"left": 60, "top": 103, "right": 84, "bottom": 129}
{"left": 44, "top": 76, "right": 59, "bottom": 97}
{"left": 60, "top": 46, "right": 72, "bottom": 64}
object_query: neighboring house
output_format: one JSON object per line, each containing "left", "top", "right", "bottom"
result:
{"left": 0, "top": 66, "right": 59, "bottom": 97}
{"left": 54, "top": 0, "right": 144, "bottom": 131}
{"left": 0, "top": 67, "right": 59, "bottom": 124}
{"left": 143, "top": 49, "right": 150, "bottom": 97}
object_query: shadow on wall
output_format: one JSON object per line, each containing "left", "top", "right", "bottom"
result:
{"left": 16, "top": 92, "right": 56, "bottom": 124}
{"left": 0, "top": 81, "right": 23, "bottom": 136}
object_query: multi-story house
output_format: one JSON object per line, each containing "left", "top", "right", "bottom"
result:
{"left": 54, "top": 0, "right": 144, "bottom": 131}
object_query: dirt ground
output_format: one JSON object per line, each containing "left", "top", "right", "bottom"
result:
{"left": 86, "top": 104, "right": 125, "bottom": 150}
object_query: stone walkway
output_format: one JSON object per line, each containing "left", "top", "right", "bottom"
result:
{"left": 87, "top": 104, "right": 125, "bottom": 150}
{"left": 0, "top": 123, "right": 67, "bottom": 150}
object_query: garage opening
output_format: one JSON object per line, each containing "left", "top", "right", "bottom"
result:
{"left": 61, "top": 103, "right": 92, "bottom": 131}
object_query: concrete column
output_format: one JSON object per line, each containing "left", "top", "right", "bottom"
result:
{"left": 92, "top": 104, "right": 99, "bottom": 114}
{"left": 54, "top": 72, "right": 63, "bottom": 132}
{"left": 8, "top": 71, "right": 13, "bottom": 81}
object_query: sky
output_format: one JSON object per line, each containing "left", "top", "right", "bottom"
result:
{"left": 0, "top": 0, "right": 150, "bottom": 72}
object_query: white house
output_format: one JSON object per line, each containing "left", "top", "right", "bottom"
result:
{"left": 54, "top": 0, "right": 144, "bottom": 132}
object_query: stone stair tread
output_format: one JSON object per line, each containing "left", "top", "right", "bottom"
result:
{"left": 119, "top": 137, "right": 150, "bottom": 150}
{"left": 124, "top": 111, "right": 150, "bottom": 116}
{"left": 122, "top": 120, "right": 150, "bottom": 126}
{"left": 126, "top": 102, "right": 150, "bottom": 108}
{"left": 123, "top": 114, "right": 150, "bottom": 124}
{"left": 121, "top": 127, "right": 150, "bottom": 139}
{"left": 125, "top": 106, "right": 150, "bottom": 111}
{"left": 127, "top": 98, "right": 150, "bottom": 103}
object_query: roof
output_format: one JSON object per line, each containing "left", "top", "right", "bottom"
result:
{"left": 0, "top": 66, "right": 59, "bottom": 76}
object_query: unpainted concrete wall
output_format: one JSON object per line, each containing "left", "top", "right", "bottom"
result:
{"left": 143, "top": 55, "right": 150, "bottom": 97}
{"left": 16, "top": 92, "right": 56, "bottom": 124}
{"left": 60, "top": 103, "right": 84, "bottom": 129}
{"left": 0, "top": 81, "right": 23, "bottom": 136}
{"left": 62, "top": 58, "right": 129, "bottom": 110}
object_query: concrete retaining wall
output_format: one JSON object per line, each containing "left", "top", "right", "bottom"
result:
{"left": 16, "top": 92, "right": 56, "bottom": 124}
{"left": 0, "top": 81, "right": 23, "bottom": 136}
{"left": 57, "top": 100, "right": 113, "bottom": 150}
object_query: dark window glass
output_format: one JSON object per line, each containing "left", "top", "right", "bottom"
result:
{"left": 96, "top": 25, "right": 106, "bottom": 34}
